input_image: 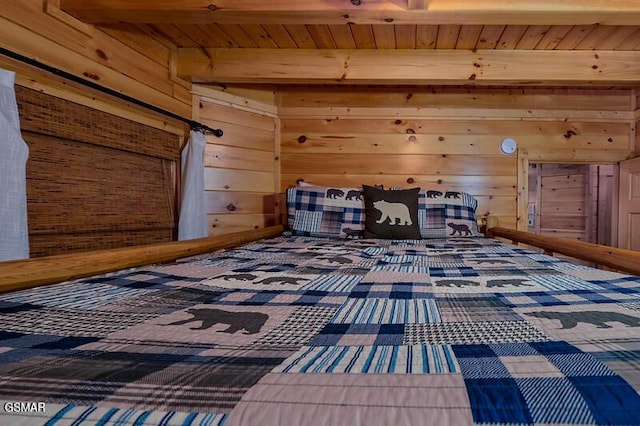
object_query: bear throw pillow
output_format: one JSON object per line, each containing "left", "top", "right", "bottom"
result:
{"left": 362, "top": 185, "right": 421, "bottom": 239}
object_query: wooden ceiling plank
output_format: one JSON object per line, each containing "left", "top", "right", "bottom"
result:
{"left": 534, "top": 25, "right": 574, "bottom": 49}
{"left": 217, "top": 24, "right": 259, "bottom": 48}
{"left": 476, "top": 25, "right": 507, "bottom": 49}
{"left": 328, "top": 25, "right": 357, "bottom": 49}
{"left": 516, "top": 25, "right": 551, "bottom": 50}
{"left": 149, "top": 24, "right": 200, "bottom": 48}
{"left": 350, "top": 24, "right": 377, "bottom": 49}
{"left": 177, "top": 48, "right": 640, "bottom": 86}
{"left": 574, "top": 25, "right": 619, "bottom": 50}
{"left": 395, "top": 25, "right": 417, "bottom": 49}
{"left": 196, "top": 24, "right": 240, "bottom": 48}
{"left": 372, "top": 25, "right": 397, "bottom": 49}
{"left": 240, "top": 24, "right": 279, "bottom": 48}
{"left": 178, "top": 24, "right": 224, "bottom": 48}
{"left": 594, "top": 26, "right": 640, "bottom": 50}
{"left": 436, "top": 24, "right": 460, "bottom": 49}
{"left": 426, "top": 0, "right": 640, "bottom": 14}
{"left": 496, "top": 25, "right": 528, "bottom": 50}
{"left": 554, "top": 24, "right": 598, "bottom": 49}
{"left": 134, "top": 24, "right": 179, "bottom": 50}
{"left": 612, "top": 28, "right": 640, "bottom": 50}
{"left": 261, "top": 24, "right": 298, "bottom": 48}
{"left": 416, "top": 25, "right": 438, "bottom": 49}
{"left": 284, "top": 25, "right": 318, "bottom": 48}
{"left": 456, "top": 25, "right": 483, "bottom": 50}
{"left": 306, "top": 25, "right": 338, "bottom": 49}
{"left": 60, "top": 0, "right": 640, "bottom": 25}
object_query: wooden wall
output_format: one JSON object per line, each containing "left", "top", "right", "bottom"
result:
{"left": 193, "top": 86, "right": 281, "bottom": 237}
{"left": 0, "top": 0, "right": 191, "bottom": 257}
{"left": 279, "top": 87, "right": 635, "bottom": 230}
{"left": 0, "top": 0, "right": 190, "bottom": 118}
{"left": 2, "top": 1, "right": 638, "bottom": 247}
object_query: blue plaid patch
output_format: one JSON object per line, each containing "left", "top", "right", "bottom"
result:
{"left": 454, "top": 342, "right": 640, "bottom": 425}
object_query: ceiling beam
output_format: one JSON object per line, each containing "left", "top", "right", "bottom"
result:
{"left": 176, "top": 48, "right": 640, "bottom": 86}
{"left": 60, "top": 0, "right": 640, "bottom": 25}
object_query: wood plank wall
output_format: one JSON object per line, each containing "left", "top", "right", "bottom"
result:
{"left": 278, "top": 87, "right": 635, "bottom": 230}
{"left": 193, "top": 87, "right": 281, "bottom": 237}
{"left": 0, "top": 0, "right": 194, "bottom": 257}
{"left": 0, "top": 0, "right": 190, "bottom": 119}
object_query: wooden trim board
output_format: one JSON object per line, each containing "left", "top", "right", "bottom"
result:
{"left": 0, "top": 225, "right": 284, "bottom": 293}
{"left": 489, "top": 226, "right": 640, "bottom": 275}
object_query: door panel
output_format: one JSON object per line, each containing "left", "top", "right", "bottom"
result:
{"left": 631, "top": 214, "right": 640, "bottom": 251}
{"left": 619, "top": 157, "right": 640, "bottom": 250}
{"left": 539, "top": 168, "right": 587, "bottom": 241}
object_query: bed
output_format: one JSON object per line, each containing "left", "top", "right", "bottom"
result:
{"left": 1, "top": 187, "right": 640, "bottom": 425}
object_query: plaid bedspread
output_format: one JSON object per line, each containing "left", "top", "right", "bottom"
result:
{"left": 1, "top": 236, "right": 640, "bottom": 425}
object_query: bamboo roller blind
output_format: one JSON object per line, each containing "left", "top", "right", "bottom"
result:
{"left": 15, "top": 86, "right": 181, "bottom": 257}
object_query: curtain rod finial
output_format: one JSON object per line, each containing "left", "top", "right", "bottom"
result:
{"left": 189, "top": 122, "right": 223, "bottom": 137}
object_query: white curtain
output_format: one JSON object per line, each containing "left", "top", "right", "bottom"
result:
{"left": 178, "top": 130, "right": 208, "bottom": 240}
{"left": 0, "top": 69, "right": 29, "bottom": 261}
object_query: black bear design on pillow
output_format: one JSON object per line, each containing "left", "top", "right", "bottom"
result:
{"left": 362, "top": 185, "right": 420, "bottom": 239}
{"left": 345, "top": 190, "right": 363, "bottom": 201}
{"left": 326, "top": 188, "right": 344, "bottom": 199}
{"left": 343, "top": 227, "right": 364, "bottom": 238}
{"left": 447, "top": 222, "right": 472, "bottom": 235}
{"left": 373, "top": 200, "right": 413, "bottom": 226}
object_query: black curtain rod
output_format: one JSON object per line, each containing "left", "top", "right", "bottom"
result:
{"left": 0, "top": 47, "right": 223, "bottom": 138}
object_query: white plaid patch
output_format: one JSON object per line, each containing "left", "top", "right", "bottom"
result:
{"left": 293, "top": 210, "right": 322, "bottom": 233}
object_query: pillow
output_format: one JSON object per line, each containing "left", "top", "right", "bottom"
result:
{"left": 417, "top": 204, "right": 447, "bottom": 238}
{"left": 286, "top": 185, "right": 365, "bottom": 238}
{"left": 362, "top": 185, "right": 421, "bottom": 239}
{"left": 420, "top": 190, "right": 480, "bottom": 237}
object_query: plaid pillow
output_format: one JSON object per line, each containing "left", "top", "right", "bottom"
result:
{"left": 420, "top": 190, "right": 480, "bottom": 237}
{"left": 287, "top": 186, "right": 365, "bottom": 238}
{"left": 287, "top": 186, "right": 480, "bottom": 239}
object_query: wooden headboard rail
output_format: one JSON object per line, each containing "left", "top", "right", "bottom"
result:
{"left": 488, "top": 226, "right": 640, "bottom": 276}
{"left": 0, "top": 225, "right": 284, "bottom": 294}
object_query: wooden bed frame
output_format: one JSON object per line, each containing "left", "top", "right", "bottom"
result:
{"left": 0, "top": 223, "right": 638, "bottom": 294}
{"left": 488, "top": 227, "right": 640, "bottom": 276}
{"left": 0, "top": 226, "right": 284, "bottom": 294}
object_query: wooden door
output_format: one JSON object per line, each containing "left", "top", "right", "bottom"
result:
{"left": 619, "top": 157, "right": 640, "bottom": 251}
{"left": 538, "top": 164, "right": 588, "bottom": 241}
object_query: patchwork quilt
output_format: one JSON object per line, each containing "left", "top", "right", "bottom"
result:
{"left": 1, "top": 236, "right": 640, "bottom": 425}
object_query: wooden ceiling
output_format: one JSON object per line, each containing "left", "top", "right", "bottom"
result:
{"left": 60, "top": 1, "right": 640, "bottom": 87}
